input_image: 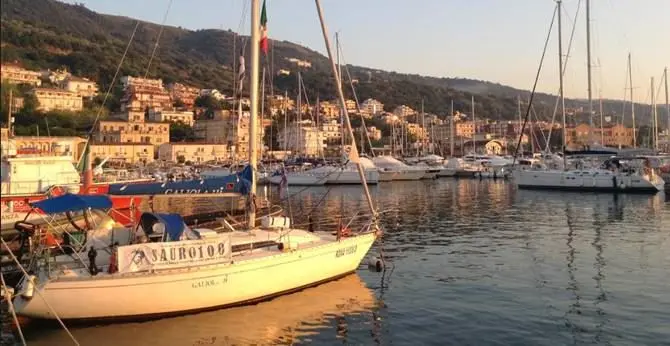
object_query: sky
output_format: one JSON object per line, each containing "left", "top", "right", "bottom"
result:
{"left": 64, "top": 0, "right": 669, "bottom": 101}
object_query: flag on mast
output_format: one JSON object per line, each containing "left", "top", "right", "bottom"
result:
{"left": 260, "top": 0, "right": 269, "bottom": 54}
{"left": 237, "top": 50, "right": 246, "bottom": 98}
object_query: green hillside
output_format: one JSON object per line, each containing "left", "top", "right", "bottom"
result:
{"left": 0, "top": 0, "right": 656, "bottom": 127}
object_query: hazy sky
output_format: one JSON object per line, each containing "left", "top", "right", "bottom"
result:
{"left": 65, "top": 0, "right": 669, "bottom": 101}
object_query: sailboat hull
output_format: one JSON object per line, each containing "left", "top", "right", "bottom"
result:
{"left": 513, "top": 169, "right": 664, "bottom": 193}
{"left": 13, "top": 232, "right": 376, "bottom": 321}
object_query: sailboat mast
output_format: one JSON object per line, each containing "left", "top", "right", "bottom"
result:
{"left": 248, "top": 0, "right": 261, "bottom": 228}
{"left": 598, "top": 90, "right": 605, "bottom": 146}
{"left": 586, "top": 0, "right": 593, "bottom": 143}
{"left": 557, "top": 0, "right": 567, "bottom": 168}
{"left": 283, "top": 90, "right": 288, "bottom": 152}
{"left": 450, "top": 99, "right": 454, "bottom": 156}
{"left": 314, "top": 0, "right": 376, "bottom": 216}
{"left": 336, "top": 33, "right": 345, "bottom": 152}
{"left": 665, "top": 67, "right": 669, "bottom": 137}
{"left": 421, "top": 98, "right": 425, "bottom": 156}
{"left": 471, "top": 95, "right": 476, "bottom": 155}
{"left": 652, "top": 77, "right": 657, "bottom": 151}
{"left": 260, "top": 66, "right": 266, "bottom": 159}
{"left": 297, "top": 71, "right": 302, "bottom": 156}
{"left": 628, "top": 53, "right": 636, "bottom": 148}
{"left": 517, "top": 96, "right": 522, "bottom": 153}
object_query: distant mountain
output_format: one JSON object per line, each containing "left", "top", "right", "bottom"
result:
{"left": 0, "top": 0, "right": 658, "bottom": 125}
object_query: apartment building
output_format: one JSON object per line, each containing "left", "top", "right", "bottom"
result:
{"left": 32, "top": 88, "right": 83, "bottom": 112}
{"left": 1, "top": 63, "right": 42, "bottom": 86}
{"left": 97, "top": 111, "right": 170, "bottom": 149}
{"left": 565, "top": 123, "right": 636, "bottom": 147}
{"left": 278, "top": 123, "right": 325, "bottom": 156}
{"left": 119, "top": 76, "right": 172, "bottom": 112}
{"left": 167, "top": 83, "right": 200, "bottom": 108}
{"left": 86, "top": 142, "right": 155, "bottom": 165}
{"left": 147, "top": 109, "right": 194, "bottom": 126}
{"left": 62, "top": 76, "right": 99, "bottom": 98}
{"left": 158, "top": 142, "right": 230, "bottom": 163}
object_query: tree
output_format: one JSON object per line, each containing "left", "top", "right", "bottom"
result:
{"left": 194, "top": 95, "right": 222, "bottom": 111}
{"left": 170, "top": 122, "right": 196, "bottom": 142}
{"left": 176, "top": 155, "right": 186, "bottom": 164}
{"left": 173, "top": 99, "right": 186, "bottom": 108}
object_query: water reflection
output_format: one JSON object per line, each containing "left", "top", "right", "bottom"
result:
{"left": 16, "top": 180, "right": 670, "bottom": 345}
{"left": 24, "top": 274, "right": 379, "bottom": 346}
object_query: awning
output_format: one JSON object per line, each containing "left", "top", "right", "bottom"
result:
{"left": 30, "top": 193, "right": 113, "bottom": 214}
{"left": 139, "top": 212, "right": 188, "bottom": 241}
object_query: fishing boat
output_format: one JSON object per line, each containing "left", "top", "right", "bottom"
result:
{"left": 10, "top": 0, "right": 381, "bottom": 321}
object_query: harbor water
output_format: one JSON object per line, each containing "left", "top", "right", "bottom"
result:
{"left": 8, "top": 179, "right": 670, "bottom": 345}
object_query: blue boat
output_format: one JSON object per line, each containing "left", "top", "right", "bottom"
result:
{"left": 106, "top": 166, "right": 253, "bottom": 196}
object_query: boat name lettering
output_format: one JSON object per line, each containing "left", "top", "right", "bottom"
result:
{"left": 335, "top": 245, "right": 358, "bottom": 258}
{"left": 117, "top": 238, "right": 232, "bottom": 274}
{"left": 163, "top": 188, "right": 225, "bottom": 195}
{"left": 191, "top": 275, "right": 228, "bottom": 289}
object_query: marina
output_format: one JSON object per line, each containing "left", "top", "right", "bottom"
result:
{"left": 3, "top": 180, "right": 668, "bottom": 345}
{"left": 1, "top": 0, "right": 669, "bottom": 344}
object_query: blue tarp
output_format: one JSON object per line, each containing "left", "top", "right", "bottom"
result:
{"left": 30, "top": 193, "right": 113, "bottom": 214}
{"left": 139, "top": 212, "right": 187, "bottom": 241}
{"left": 107, "top": 165, "right": 254, "bottom": 196}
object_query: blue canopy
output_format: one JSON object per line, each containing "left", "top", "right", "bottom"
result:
{"left": 30, "top": 193, "right": 113, "bottom": 214}
{"left": 139, "top": 212, "right": 187, "bottom": 241}
{"left": 107, "top": 165, "right": 254, "bottom": 196}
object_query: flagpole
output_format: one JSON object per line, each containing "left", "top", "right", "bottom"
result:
{"left": 314, "top": 0, "right": 376, "bottom": 218}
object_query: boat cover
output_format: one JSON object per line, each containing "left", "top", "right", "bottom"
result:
{"left": 107, "top": 165, "right": 253, "bottom": 196}
{"left": 139, "top": 212, "right": 189, "bottom": 241}
{"left": 30, "top": 193, "right": 113, "bottom": 214}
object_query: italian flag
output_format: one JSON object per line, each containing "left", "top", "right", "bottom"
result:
{"left": 260, "top": 0, "right": 268, "bottom": 54}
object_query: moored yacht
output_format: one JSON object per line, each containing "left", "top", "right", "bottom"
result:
{"left": 372, "top": 156, "right": 424, "bottom": 181}
{"left": 513, "top": 156, "right": 665, "bottom": 193}
{"left": 309, "top": 157, "right": 379, "bottom": 184}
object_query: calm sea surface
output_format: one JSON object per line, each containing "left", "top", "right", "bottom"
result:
{"left": 12, "top": 180, "right": 670, "bottom": 345}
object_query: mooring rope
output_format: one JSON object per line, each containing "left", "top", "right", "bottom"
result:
{"left": 0, "top": 238, "right": 80, "bottom": 346}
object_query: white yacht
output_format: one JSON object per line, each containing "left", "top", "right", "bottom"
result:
{"left": 267, "top": 164, "right": 328, "bottom": 186}
{"left": 372, "top": 156, "right": 424, "bottom": 181}
{"left": 513, "top": 156, "right": 665, "bottom": 193}
{"left": 309, "top": 157, "right": 380, "bottom": 184}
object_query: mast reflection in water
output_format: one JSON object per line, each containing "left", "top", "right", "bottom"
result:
{"left": 20, "top": 180, "right": 669, "bottom": 345}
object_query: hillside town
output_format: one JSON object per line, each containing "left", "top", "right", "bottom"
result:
{"left": 2, "top": 61, "right": 658, "bottom": 166}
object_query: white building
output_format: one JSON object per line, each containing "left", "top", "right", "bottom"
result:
{"left": 361, "top": 98, "right": 384, "bottom": 116}
{"left": 319, "top": 120, "right": 342, "bottom": 144}
{"left": 62, "top": 76, "right": 99, "bottom": 98}
{"left": 147, "top": 109, "right": 195, "bottom": 126}
{"left": 32, "top": 88, "right": 83, "bottom": 112}
{"left": 278, "top": 123, "right": 325, "bottom": 156}
{"left": 158, "top": 142, "right": 230, "bottom": 163}
{"left": 393, "top": 105, "right": 415, "bottom": 118}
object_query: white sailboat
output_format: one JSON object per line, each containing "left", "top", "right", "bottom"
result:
{"left": 11, "top": 0, "right": 381, "bottom": 321}
{"left": 512, "top": 0, "right": 664, "bottom": 193}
